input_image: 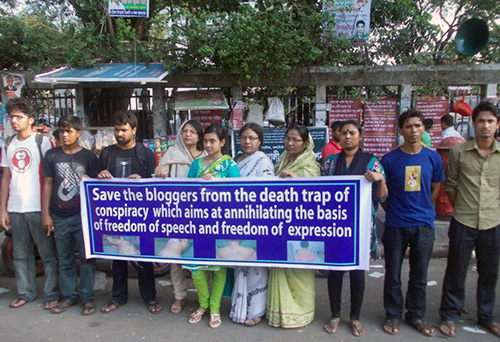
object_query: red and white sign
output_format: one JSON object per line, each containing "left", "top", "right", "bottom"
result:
{"left": 363, "top": 98, "right": 398, "bottom": 158}
{"left": 415, "top": 97, "right": 449, "bottom": 148}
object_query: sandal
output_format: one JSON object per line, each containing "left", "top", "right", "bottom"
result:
{"left": 82, "top": 301, "right": 96, "bottom": 316}
{"left": 209, "top": 313, "right": 222, "bottom": 328}
{"left": 382, "top": 318, "right": 400, "bottom": 335}
{"left": 439, "top": 320, "right": 456, "bottom": 337}
{"left": 147, "top": 301, "right": 163, "bottom": 314}
{"left": 351, "top": 320, "right": 366, "bottom": 337}
{"left": 170, "top": 299, "right": 184, "bottom": 314}
{"left": 51, "top": 300, "right": 75, "bottom": 314}
{"left": 324, "top": 317, "right": 340, "bottom": 334}
{"left": 410, "top": 319, "right": 436, "bottom": 337}
{"left": 189, "top": 308, "right": 207, "bottom": 324}
{"left": 479, "top": 321, "right": 500, "bottom": 338}
{"left": 101, "top": 301, "right": 123, "bottom": 314}
{"left": 244, "top": 317, "right": 262, "bottom": 327}
{"left": 44, "top": 299, "right": 59, "bottom": 310}
{"left": 9, "top": 298, "right": 28, "bottom": 309}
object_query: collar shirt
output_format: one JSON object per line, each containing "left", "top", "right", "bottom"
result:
{"left": 445, "top": 139, "right": 500, "bottom": 229}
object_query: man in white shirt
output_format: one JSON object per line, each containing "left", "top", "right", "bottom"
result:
{"left": 441, "top": 115, "right": 463, "bottom": 140}
{"left": 0, "top": 98, "right": 59, "bottom": 310}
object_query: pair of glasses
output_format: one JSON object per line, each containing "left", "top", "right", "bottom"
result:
{"left": 9, "top": 114, "right": 29, "bottom": 120}
{"left": 284, "top": 137, "right": 303, "bottom": 143}
{"left": 240, "top": 136, "right": 259, "bottom": 142}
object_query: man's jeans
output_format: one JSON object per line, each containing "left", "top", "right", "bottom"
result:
{"left": 439, "top": 219, "right": 500, "bottom": 324}
{"left": 53, "top": 213, "right": 95, "bottom": 303}
{"left": 383, "top": 225, "right": 434, "bottom": 322}
{"left": 10, "top": 212, "right": 59, "bottom": 303}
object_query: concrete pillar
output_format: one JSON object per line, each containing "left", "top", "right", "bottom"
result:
{"left": 481, "top": 84, "right": 498, "bottom": 103}
{"left": 315, "top": 85, "right": 328, "bottom": 127}
{"left": 398, "top": 84, "right": 412, "bottom": 145}
{"left": 74, "top": 87, "right": 87, "bottom": 124}
{"left": 152, "top": 84, "right": 166, "bottom": 137}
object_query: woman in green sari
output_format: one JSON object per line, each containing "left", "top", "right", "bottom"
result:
{"left": 186, "top": 124, "right": 239, "bottom": 328}
{"left": 267, "top": 124, "right": 320, "bottom": 328}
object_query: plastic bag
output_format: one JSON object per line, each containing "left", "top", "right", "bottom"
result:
{"left": 452, "top": 96, "right": 473, "bottom": 116}
{"left": 265, "top": 97, "right": 285, "bottom": 123}
{"left": 78, "top": 130, "right": 95, "bottom": 151}
{"left": 246, "top": 103, "right": 264, "bottom": 126}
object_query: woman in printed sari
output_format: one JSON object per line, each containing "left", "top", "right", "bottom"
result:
{"left": 230, "top": 123, "right": 274, "bottom": 327}
{"left": 154, "top": 120, "right": 206, "bottom": 314}
{"left": 321, "top": 120, "right": 387, "bottom": 337}
{"left": 267, "top": 124, "right": 320, "bottom": 328}
{"left": 186, "top": 124, "right": 240, "bottom": 328}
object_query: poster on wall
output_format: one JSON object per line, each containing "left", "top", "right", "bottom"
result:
{"left": 415, "top": 97, "right": 449, "bottom": 148}
{"left": 109, "top": 0, "right": 149, "bottom": 18}
{"left": 323, "top": 0, "right": 372, "bottom": 43}
{"left": 1, "top": 72, "right": 25, "bottom": 100}
{"left": 327, "top": 98, "right": 362, "bottom": 138}
{"left": 191, "top": 110, "right": 223, "bottom": 128}
{"left": 363, "top": 98, "right": 398, "bottom": 158}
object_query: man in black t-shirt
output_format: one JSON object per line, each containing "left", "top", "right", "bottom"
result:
{"left": 97, "top": 110, "right": 163, "bottom": 315}
{"left": 42, "top": 115, "right": 98, "bottom": 315}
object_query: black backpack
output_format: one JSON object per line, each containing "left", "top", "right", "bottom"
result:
{"left": 100, "top": 143, "right": 150, "bottom": 177}
{"left": 4, "top": 133, "right": 44, "bottom": 161}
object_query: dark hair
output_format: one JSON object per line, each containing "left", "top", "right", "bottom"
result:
{"left": 440, "top": 115, "right": 454, "bottom": 127}
{"left": 58, "top": 115, "right": 83, "bottom": 131}
{"left": 398, "top": 109, "right": 424, "bottom": 128}
{"left": 53, "top": 129, "right": 60, "bottom": 141}
{"left": 6, "top": 98, "right": 34, "bottom": 118}
{"left": 113, "top": 110, "right": 138, "bottom": 129}
{"left": 239, "top": 123, "right": 264, "bottom": 145}
{"left": 472, "top": 101, "right": 500, "bottom": 122}
{"left": 331, "top": 120, "right": 343, "bottom": 131}
{"left": 339, "top": 119, "right": 362, "bottom": 134}
{"left": 300, "top": 241, "right": 309, "bottom": 248}
{"left": 182, "top": 119, "right": 204, "bottom": 151}
{"left": 286, "top": 124, "right": 309, "bottom": 144}
{"left": 356, "top": 20, "right": 365, "bottom": 27}
{"left": 424, "top": 118, "right": 434, "bottom": 130}
{"left": 204, "top": 124, "right": 227, "bottom": 154}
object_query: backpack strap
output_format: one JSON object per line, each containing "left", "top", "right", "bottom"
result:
{"left": 35, "top": 133, "right": 44, "bottom": 161}
{"left": 3, "top": 134, "right": 16, "bottom": 155}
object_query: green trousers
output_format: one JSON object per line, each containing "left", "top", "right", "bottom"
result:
{"left": 191, "top": 267, "right": 227, "bottom": 313}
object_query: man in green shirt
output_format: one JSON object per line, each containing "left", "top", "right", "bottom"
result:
{"left": 439, "top": 101, "right": 500, "bottom": 338}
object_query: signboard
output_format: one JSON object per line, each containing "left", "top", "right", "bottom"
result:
{"left": 415, "top": 97, "right": 449, "bottom": 148}
{"left": 81, "top": 177, "right": 372, "bottom": 270}
{"left": 174, "top": 90, "right": 229, "bottom": 111}
{"left": 109, "top": 0, "right": 149, "bottom": 18}
{"left": 363, "top": 98, "right": 398, "bottom": 158}
{"left": 328, "top": 98, "right": 362, "bottom": 138}
{"left": 324, "top": 0, "right": 372, "bottom": 43}
{"left": 191, "top": 110, "right": 223, "bottom": 128}
{"left": 232, "top": 126, "right": 329, "bottom": 164}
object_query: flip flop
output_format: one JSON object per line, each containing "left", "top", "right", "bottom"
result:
{"left": 244, "top": 317, "right": 262, "bottom": 327}
{"left": 324, "top": 317, "right": 340, "bottom": 334}
{"left": 479, "top": 321, "right": 500, "bottom": 338}
{"left": 439, "top": 320, "right": 456, "bottom": 337}
{"left": 209, "top": 313, "right": 222, "bottom": 328}
{"left": 147, "top": 301, "right": 163, "bottom": 314}
{"left": 9, "top": 298, "right": 28, "bottom": 309}
{"left": 82, "top": 301, "right": 96, "bottom": 316}
{"left": 170, "top": 299, "right": 184, "bottom": 314}
{"left": 44, "top": 299, "right": 59, "bottom": 310}
{"left": 101, "top": 301, "right": 123, "bottom": 314}
{"left": 189, "top": 308, "right": 207, "bottom": 324}
{"left": 51, "top": 300, "right": 75, "bottom": 314}
{"left": 382, "top": 318, "right": 400, "bottom": 335}
{"left": 351, "top": 320, "right": 366, "bottom": 337}
{"left": 410, "top": 319, "right": 436, "bottom": 337}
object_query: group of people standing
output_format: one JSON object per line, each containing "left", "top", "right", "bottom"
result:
{"left": 0, "top": 96, "right": 499, "bottom": 339}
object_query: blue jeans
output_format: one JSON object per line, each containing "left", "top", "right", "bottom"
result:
{"left": 382, "top": 225, "right": 434, "bottom": 322}
{"left": 439, "top": 219, "right": 500, "bottom": 323}
{"left": 53, "top": 213, "right": 95, "bottom": 303}
{"left": 10, "top": 212, "right": 59, "bottom": 303}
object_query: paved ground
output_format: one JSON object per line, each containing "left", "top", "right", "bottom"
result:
{"left": 0, "top": 257, "right": 498, "bottom": 342}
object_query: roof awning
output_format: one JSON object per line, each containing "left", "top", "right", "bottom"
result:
{"left": 174, "top": 90, "right": 229, "bottom": 110}
{"left": 34, "top": 63, "right": 168, "bottom": 83}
